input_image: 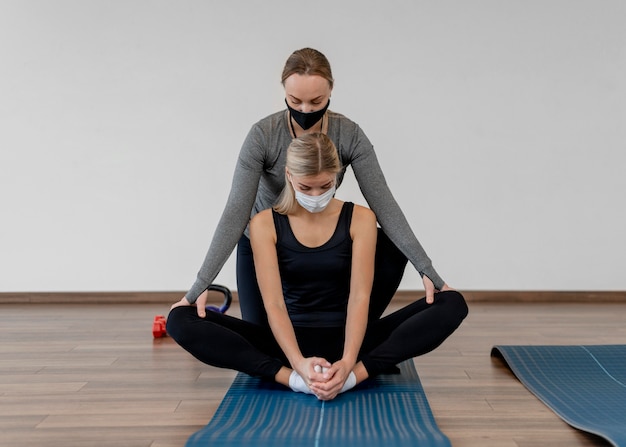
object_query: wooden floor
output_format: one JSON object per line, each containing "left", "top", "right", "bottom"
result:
{"left": 1, "top": 298, "right": 625, "bottom": 447}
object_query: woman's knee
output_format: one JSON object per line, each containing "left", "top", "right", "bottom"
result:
{"left": 438, "top": 290, "right": 469, "bottom": 323}
{"left": 166, "top": 306, "right": 197, "bottom": 343}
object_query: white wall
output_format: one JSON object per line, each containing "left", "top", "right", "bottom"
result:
{"left": 1, "top": 0, "right": 625, "bottom": 293}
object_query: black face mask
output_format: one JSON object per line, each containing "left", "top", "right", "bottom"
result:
{"left": 285, "top": 99, "right": 330, "bottom": 130}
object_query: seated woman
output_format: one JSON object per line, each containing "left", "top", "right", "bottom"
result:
{"left": 167, "top": 133, "right": 468, "bottom": 401}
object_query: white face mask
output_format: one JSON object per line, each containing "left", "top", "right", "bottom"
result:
{"left": 294, "top": 185, "right": 336, "bottom": 213}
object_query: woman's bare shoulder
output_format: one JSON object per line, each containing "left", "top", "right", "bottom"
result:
{"left": 350, "top": 204, "right": 377, "bottom": 238}
{"left": 250, "top": 208, "right": 274, "bottom": 227}
{"left": 352, "top": 203, "right": 376, "bottom": 222}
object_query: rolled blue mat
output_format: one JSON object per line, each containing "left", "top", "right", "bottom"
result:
{"left": 492, "top": 344, "right": 626, "bottom": 447}
{"left": 186, "top": 360, "right": 451, "bottom": 447}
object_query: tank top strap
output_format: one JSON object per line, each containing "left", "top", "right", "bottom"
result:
{"left": 335, "top": 202, "right": 354, "bottom": 241}
{"left": 272, "top": 208, "right": 297, "bottom": 246}
{"left": 272, "top": 202, "right": 355, "bottom": 250}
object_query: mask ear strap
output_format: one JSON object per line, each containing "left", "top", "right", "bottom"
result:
{"left": 289, "top": 113, "right": 298, "bottom": 137}
{"left": 285, "top": 99, "right": 297, "bottom": 137}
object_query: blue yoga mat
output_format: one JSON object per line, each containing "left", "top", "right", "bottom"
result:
{"left": 492, "top": 345, "right": 626, "bottom": 447}
{"left": 186, "top": 360, "right": 450, "bottom": 447}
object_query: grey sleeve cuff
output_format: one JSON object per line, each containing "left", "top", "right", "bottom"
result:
{"left": 185, "top": 280, "right": 209, "bottom": 304}
{"left": 419, "top": 265, "right": 446, "bottom": 291}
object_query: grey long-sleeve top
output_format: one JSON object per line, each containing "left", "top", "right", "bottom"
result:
{"left": 185, "top": 109, "right": 444, "bottom": 303}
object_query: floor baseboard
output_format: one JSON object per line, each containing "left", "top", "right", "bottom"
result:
{"left": 396, "top": 290, "right": 626, "bottom": 303}
{"left": 1, "top": 290, "right": 624, "bottom": 304}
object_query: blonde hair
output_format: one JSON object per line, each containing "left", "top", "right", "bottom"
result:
{"left": 281, "top": 48, "right": 334, "bottom": 89}
{"left": 274, "top": 133, "right": 341, "bottom": 215}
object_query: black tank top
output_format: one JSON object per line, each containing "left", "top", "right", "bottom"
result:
{"left": 272, "top": 202, "right": 354, "bottom": 328}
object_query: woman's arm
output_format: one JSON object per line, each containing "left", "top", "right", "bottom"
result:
{"left": 249, "top": 210, "right": 326, "bottom": 380}
{"left": 346, "top": 124, "right": 446, "bottom": 293}
{"left": 343, "top": 205, "right": 377, "bottom": 367}
{"left": 180, "top": 126, "right": 266, "bottom": 311}
{"left": 311, "top": 205, "right": 377, "bottom": 400}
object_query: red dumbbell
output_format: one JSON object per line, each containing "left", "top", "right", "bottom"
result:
{"left": 152, "top": 315, "right": 167, "bottom": 338}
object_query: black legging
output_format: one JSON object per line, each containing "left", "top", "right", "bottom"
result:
{"left": 236, "top": 229, "right": 408, "bottom": 326}
{"left": 166, "top": 290, "right": 468, "bottom": 380}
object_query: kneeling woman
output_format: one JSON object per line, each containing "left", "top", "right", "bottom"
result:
{"left": 167, "top": 133, "right": 468, "bottom": 401}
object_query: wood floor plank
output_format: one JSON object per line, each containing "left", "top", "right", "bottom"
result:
{"left": 0, "top": 300, "right": 623, "bottom": 447}
{"left": 0, "top": 382, "right": 87, "bottom": 395}
{"left": 36, "top": 412, "right": 209, "bottom": 429}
